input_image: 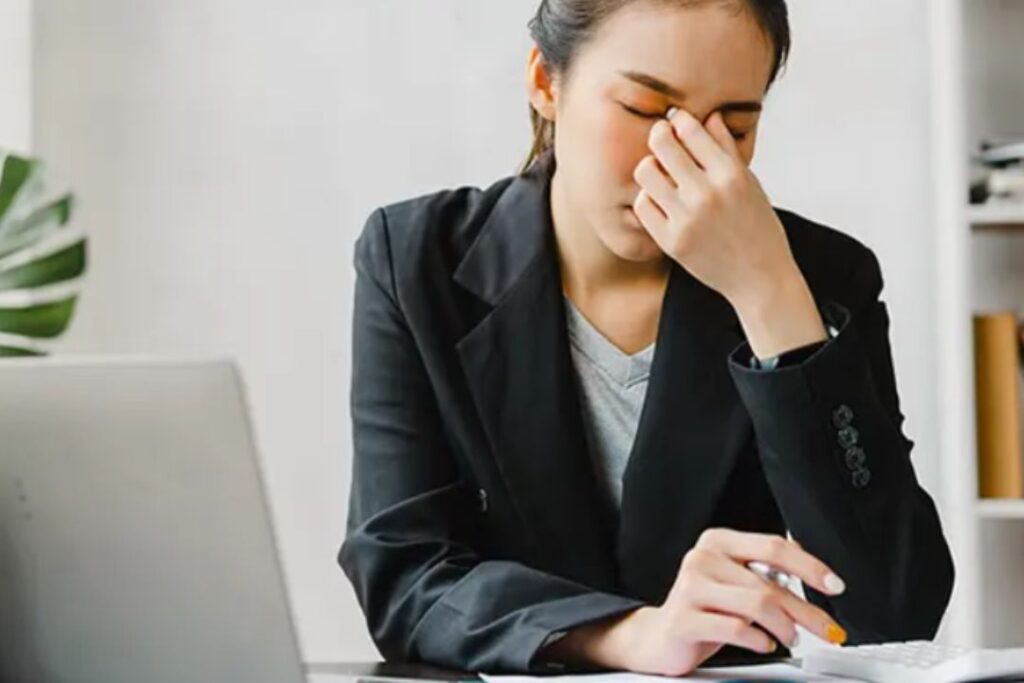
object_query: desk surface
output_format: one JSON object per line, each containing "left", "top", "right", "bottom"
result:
{"left": 302, "top": 657, "right": 801, "bottom": 681}
{"left": 302, "top": 659, "right": 826, "bottom": 683}
{"left": 304, "top": 661, "right": 477, "bottom": 681}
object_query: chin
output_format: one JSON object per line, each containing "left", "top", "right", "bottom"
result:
{"left": 600, "top": 223, "right": 665, "bottom": 263}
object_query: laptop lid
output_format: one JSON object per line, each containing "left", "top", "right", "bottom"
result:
{"left": 0, "top": 358, "right": 306, "bottom": 683}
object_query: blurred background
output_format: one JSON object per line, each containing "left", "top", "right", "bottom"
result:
{"left": 2, "top": 0, "right": 1022, "bottom": 664}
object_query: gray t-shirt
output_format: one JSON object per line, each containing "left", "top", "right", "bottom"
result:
{"left": 563, "top": 294, "right": 654, "bottom": 512}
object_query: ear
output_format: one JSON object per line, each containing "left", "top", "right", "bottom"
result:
{"left": 525, "top": 45, "right": 558, "bottom": 122}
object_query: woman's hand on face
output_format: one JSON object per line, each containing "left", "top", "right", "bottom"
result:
{"left": 571, "top": 529, "right": 848, "bottom": 677}
{"left": 631, "top": 108, "right": 798, "bottom": 313}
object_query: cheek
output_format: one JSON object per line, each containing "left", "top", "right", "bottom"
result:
{"left": 599, "top": 113, "right": 651, "bottom": 182}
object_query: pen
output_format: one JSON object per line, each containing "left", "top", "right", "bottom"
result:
{"left": 746, "top": 560, "right": 795, "bottom": 590}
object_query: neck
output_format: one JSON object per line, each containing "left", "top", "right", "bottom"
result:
{"left": 549, "top": 169, "right": 669, "bottom": 299}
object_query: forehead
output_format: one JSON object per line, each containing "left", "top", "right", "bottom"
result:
{"left": 576, "top": 2, "right": 775, "bottom": 100}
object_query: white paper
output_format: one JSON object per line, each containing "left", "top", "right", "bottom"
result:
{"left": 481, "top": 662, "right": 861, "bottom": 683}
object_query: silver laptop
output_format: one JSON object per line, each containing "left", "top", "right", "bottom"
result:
{"left": 0, "top": 358, "right": 315, "bottom": 683}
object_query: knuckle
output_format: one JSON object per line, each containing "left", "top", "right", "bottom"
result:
{"left": 697, "top": 527, "right": 721, "bottom": 548}
{"left": 753, "top": 591, "right": 775, "bottom": 614}
{"left": 766, "top": 537, "right": 789, "bottom": 563}
{"left": 690, "top": 192, "right": 715, "bottom": 215}
{"left": 720, "top": 171, "right": 745, "bottom": 195}
{"left": 726, "top": 619, "right": 748, "bottom": 639}
{"left": 674, "top": 573, "right": 698, "bottom": 598}
{"left": 682, "top": 548, "right": 710, "bottom": 571}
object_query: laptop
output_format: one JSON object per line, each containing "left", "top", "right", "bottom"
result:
{"left": 0, "top": 357, "right": 331, "bottom": 683}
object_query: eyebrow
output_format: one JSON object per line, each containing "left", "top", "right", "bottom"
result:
{"left": 618, "top": 69, "right": 763, "bottom": 113}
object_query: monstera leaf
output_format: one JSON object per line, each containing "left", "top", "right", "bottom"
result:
{"left": 0, "top": 151, "right": 86, "bottom": 356}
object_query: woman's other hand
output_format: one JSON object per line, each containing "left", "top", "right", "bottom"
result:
{"left": 540, "top": 529, "right": 848, "bottom": 676}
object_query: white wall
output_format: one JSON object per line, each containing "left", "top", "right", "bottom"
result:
{"left": 32, "top": 0, "right": 535, "bottom": 662}
{"left": 0, "top": 0, "right": 32, "bottom": 152}
{"left": 32, "top": 0, "right": 944, "bottom": 662}
{"left": 754, "top": 0, "right": 940, "bottom": 499}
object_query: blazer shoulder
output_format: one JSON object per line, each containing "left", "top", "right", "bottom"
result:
{"left": 775, "top": 207, "right": 884, "bottom": 307}
{"left": 353, "top": 174, "right": 516, "bottom": 290}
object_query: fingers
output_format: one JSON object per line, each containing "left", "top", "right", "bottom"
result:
{"left": 705, "top": 111, "right": 743, "bottom": 163}
{"left": 681, "top": 548, "right": 839, "bottom": 645}
{"left": 689, "top": 576, "right": 798, "bottom": 649}
{"left": 631, "top": 189, "right": 671, "bottom": 248}
{"left": 770, "top": 580, "right": 848, "bottom": 645}
{"left": 633, "top": 155, "right": 686, "bottom": 220}
{"left": 703, "top": 555, "right": 844, "bottom": 645}
{"left": 688, "top": 530, "right": 850, "bottom": 645}
{"left": 696, "top": 528, "right": 846, "bottom": 598}
{"left": 646, "top": 119, "right": 707, "bottom": 206}
{"left": 664, "top": 107, "right": 736, "bottom": 180}
{"left": 692, "top": 611, "right": 778, "bottom": 655}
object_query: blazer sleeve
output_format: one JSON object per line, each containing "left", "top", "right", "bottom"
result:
{"left": 725, "top": 246, "right": 955, "bottom": 644}
{"left": 338, "top": 208, "right": 644, "bottom": 674}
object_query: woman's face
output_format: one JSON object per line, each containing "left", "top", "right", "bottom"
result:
{"left": 528, "top": 1, "right": 775, "bottom": 264}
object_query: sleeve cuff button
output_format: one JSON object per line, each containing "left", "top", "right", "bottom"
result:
{"left": 852, "top": 467, "right": 871, "bottom": 488}
{"left": 837, "top": 425, "right": 859, "bottom": 449}
{"left": 832, "top": 404, "right": 854, "bottom": 428}
{"left": 844, "top": 447, "right": 867, "bottom": 469}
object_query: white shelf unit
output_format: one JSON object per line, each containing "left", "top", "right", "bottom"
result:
{"left": 932, "top": 0, "right": 1024, "bottom": 650}
{"left": 976, "top": 499, "right": 1024, "bottom": 519}
{"left": 969, "top": 202, "right": 1024, "bottom": 227}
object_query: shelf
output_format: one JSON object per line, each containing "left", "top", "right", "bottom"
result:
{"left": 976, "top": 499, "right": 1024, "bottom": 519}
{"left": 969, "top": 202, "right": 1024, "bottom": 228}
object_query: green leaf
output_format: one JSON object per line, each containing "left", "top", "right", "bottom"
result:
{"left": 0, "top": 195, "right": 74, "bottom": 258}
{"left": 0, "top": 240, "right": 87, "bottom": 291}
{"left": 4, "top": 194, "right": 72, "bottom": 238}
{"left": 0, "top": 297, "right": 78, "bottom": 338}
{"left": 0, "top": 345, "right": 44, "bottom": 357}
{"left": 0, "top": 155, "right": 40, "bottom": 221}
{"left": 0, "top": 151, "right": 85, "bottom": 356}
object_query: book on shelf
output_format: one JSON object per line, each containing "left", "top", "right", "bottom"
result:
{"left": 973, "top": 312, "right": 1024, "bottom": 499}
{"left": 969, "top": 137, "right": 1024, "bottom": 205}
{"left": 978, "top": 137, "right": 1024, "bottom": 167}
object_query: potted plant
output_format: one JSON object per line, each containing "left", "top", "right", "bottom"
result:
{"left": 0, "top": 150, "right": 86, "bottom": 356}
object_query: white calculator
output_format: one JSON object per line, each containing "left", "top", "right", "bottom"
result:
{"left": 801, "top": 641, "right": 1024, "bottom": 683}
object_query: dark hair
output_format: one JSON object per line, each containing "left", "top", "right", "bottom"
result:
{"left": 519, "top": 0, "right": 790, "bottom": 175}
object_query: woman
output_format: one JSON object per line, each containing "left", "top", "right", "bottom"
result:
{"left": 339, "top": 0, "right": 954, "bottom": 676}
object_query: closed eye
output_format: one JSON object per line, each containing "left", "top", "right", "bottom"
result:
{"left": 620, "top": 103, "right": 664, "bottom": 120}
{"left": 620, "top": 103, "right": 749, "bottom": 141}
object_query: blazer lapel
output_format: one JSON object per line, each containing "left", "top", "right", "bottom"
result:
{"left": 453, "top": 150, "right": 619, "bottom": 591}
{"left": 616, "top": 264, "right": 753, "bottom": 603}
{"left": 453, "top": 148, "right": 758, "bottom": 601}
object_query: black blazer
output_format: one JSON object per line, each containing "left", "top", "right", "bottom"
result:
{"left": 338, "top": 149, "right": 954, "bottom": 674}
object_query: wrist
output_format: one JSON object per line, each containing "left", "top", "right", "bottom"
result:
{"left": 729, "top": 261, "right": 802, "bottom": 318}
{"left": 542, "top": 607, "right": 650, "bottom": 670}
{"left": 732, "top": 266, "right": 828, "bottom": 360}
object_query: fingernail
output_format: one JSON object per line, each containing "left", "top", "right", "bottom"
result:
{"left": 824, "top": 573, "right": 846, "bottom": 595}
{"left": 790, "top": 632, "right": 800, "bottom": 648}
{"left": 666, "top": 106, "right": 678, "bottom": 120}
{"left": 825, "top": 623, "right": 847, "bottom": 645}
